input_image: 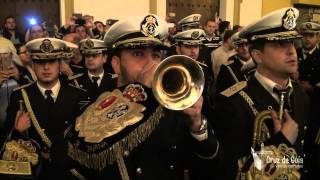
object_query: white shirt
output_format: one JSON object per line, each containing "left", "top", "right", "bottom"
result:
{"left": 211, "top": 45, "right": 236, "bottom": 79}
{"left": 254, "top": 71, "right": 293, "bottom": 103}
{"left": 37, "top": 80, "right": 61, "bottom": 102}
{"left": 302, "top": 46, "right": 317, "bottom": 59}
{"left": 88, "top": 71, "right": 104, "bottom": 87}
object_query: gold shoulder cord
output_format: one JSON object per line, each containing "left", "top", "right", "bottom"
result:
{"left": 21, "top": 89, "right": 52, "bottom": 148}
{"left": 226, "top": 65, "right": 239, "bottom": 83}
{"left": 315, "top": 129, "right": 320, "bottom": 145}
{"left": 238, "top": 90, "right": 259, "bottom": 116}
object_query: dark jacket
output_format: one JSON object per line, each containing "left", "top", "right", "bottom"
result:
{"left": 215, "top": 55, "right": 248, "bottom": 94}
{"left": 2, "top": 82, "right": 89, "bottom": 179}
{"left": 297, "top": 47, "right": 320, "bottom": 86}
{"left": 66, "top": 83, "right": 219, "bottom": 180}
{"left": 69, "top": 72, "right": 117, "bottom": 101}
{"left": 2, "top": 28, "right": 25, "bottom": 46}
{"left": 213, "top": 76, "right": 309, "bottom": 179}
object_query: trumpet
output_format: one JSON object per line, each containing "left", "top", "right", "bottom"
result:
{"left": 252, "top": 91, "right": 286, "bottom": 148}
{"left": 152, "top": 55, "right": 205, "bottom": 110}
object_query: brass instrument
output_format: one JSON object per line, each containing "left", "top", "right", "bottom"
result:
{"left": 252, "top": 110, "right": 271, "bottom": 149}
{"left": 19, "top": 100, "right": 25, "bottom": 112}
{"left": 0, "top": 100, "right": 40, "bottom": 176}
{"left": 238, "top": 90, "right": 300, "bottom": 180}
{"left": 152, "top": 55, "right": 204, "bottom": 110}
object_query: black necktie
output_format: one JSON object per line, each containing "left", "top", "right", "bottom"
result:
{"left": 273, "top": 87, "right": 292, "bottom": 112}
{"left": 45, "top": 90, "right": 54, "bottom": 107}
{"left": 92, "top": 76, "right": 100, "bottom": 89}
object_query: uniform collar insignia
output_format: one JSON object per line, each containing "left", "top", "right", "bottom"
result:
{"left": 140, "top": 15, "right": 159, "bottom": 37}
{"left": 282, "top": 8, "right": 296, "bottom": 30}
{"left": 40, "top": 39, "right": 54, "bottom": 53}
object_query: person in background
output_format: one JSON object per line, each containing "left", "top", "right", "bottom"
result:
{"left": 232, "top": 25, "right": 243, "bottom": 32}
{"left": 296, "top": 22, "right": 320, "bottom": 94}
{"left": 63, "top": 33, "right": 86, "bottom": 74}
{"left": 174, "top": 28, "right": 216, "bottom": 130}
{"left": 25, "top": 24, "right": 46, "bottom": 42}
{"left": 68, "top": 38, "right": 116, "bottom": 101}
{"left": 218, "top": 21, "right": 231, "bottom": 38}
{"left": 211, "top": 30, "right": 237, "bottom": 80}
{"left": 0, "top": 45, "right": 20, "bottom": 129}
{"left": 203, "top": 18, "right": 222, "bottom": 53}
{"left": 215, "top": 32, "right": 251, "bottom": 93}
{"left": 17, "top": 44, "right": 37, "bottom": 83}
{"left": 92, "top": 21, "right": 106, "bottom": 39}
{"left": 164, "top": 20, "right": 176, "bottom": 46}
{"left": 2, "top": 16, "right": 25, "bottom": 47}
{"left": 74, "top": 25, "right": 90, "bottom": 40}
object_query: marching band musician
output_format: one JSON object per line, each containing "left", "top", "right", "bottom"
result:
{"left": 213, "top": 8, "right": 310, "bottom": 179}
{"left": 1, "top": 38, "right": 89, "bottom": 179}
{"left": 65, "top": 14, "right": 219, "bottom": 180}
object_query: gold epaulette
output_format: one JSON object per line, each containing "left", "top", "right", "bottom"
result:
{"left": 316, "top": 82, "right": 320, "bottom": 88}
{"left": 220, "top": 81, "right": 247, "bottom": 97}
{"left": 68, "top": 73, "right": 83, "bottom": 80}
{"left": 13, "top": 83, "right": 33, "bottom": 92}
{"left": 70, "top": 64, "right": 84, "bottom": 69}
{"left": 108, "top": 73, "right": 118, "bottom": 79}
{"left": 224, "top": 60, "right": 234, "bottom": 66}
{"left": 68, "top": 83, "right": 87, "bottom": 92}
{"left": 196, "top": 60, "right": 208, "bottom": 68}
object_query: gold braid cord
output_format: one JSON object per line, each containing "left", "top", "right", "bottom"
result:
{"left": 21, "top": 89, "right": 52, "bottom": 148}
{"left": 116, "top": 152, "right": 130, "bottom": 180}
{"left": 227, "top": 65, "right": 239, "bottom": 83}
{"left": 68, "top": 106, "right": 164, "bottom": 171}
{"left": 315, "top": 129, "right": 320, "bottom": 145}
{"left": 239, "top": 91, "right": 259, "bottom": 116}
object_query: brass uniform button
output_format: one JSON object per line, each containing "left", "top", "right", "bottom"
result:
{"left": 136, "top": 167, "right": 142, "bottom": 174}
{"left": 301, "top": 140, "right": 304, "bottom": 145}
{"left": 170, "top": 165, "right": 174, "bottom": 170}
{"left": 124, "top": 150, "right": 130, "bottom": 157}
{"left": 304, "top": 126, "right": 307, "bottom": 131}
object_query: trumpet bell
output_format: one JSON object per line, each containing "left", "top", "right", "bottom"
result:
{"left": 152, "top": 55, "right": 204, "bottom": 110}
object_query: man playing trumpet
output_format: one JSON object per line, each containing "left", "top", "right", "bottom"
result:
{"left": 65, "top": 14, "right": 219, "bottom": 180}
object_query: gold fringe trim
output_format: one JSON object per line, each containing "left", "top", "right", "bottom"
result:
{"left": 68, "top": 106, "right": 164, "bottom": 170}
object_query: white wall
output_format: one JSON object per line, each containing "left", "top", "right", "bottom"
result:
{"left": 220, "top": 0, "right": 234, "bottom": 26}
{"left": 60, "top": 0, "right": 66, "bottom": 25}
{"left": 73, "top": 0, "right": 150, "bottom": 22}
{"left": 239, "top": 0, "right": 263, "bottom": 26}
{"left": 156, "top": 0, "right": 166, "bottom": 18}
